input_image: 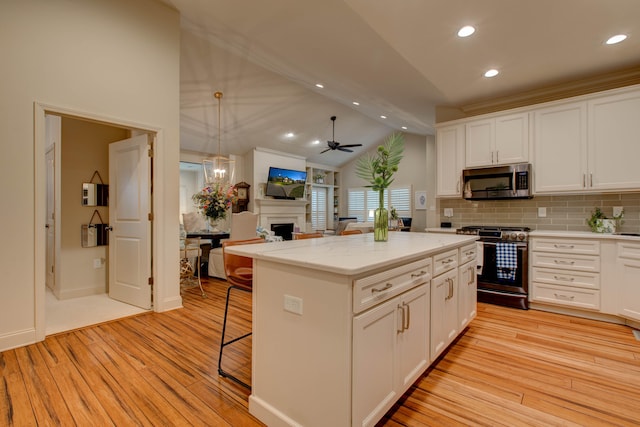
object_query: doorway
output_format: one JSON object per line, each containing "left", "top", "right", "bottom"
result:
{"left": 43, "top": 113, "right": 152, "bottom": 335}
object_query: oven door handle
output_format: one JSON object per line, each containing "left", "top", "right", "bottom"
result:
{"left": 480, "top": 240, "right": 528, "bottom": 249}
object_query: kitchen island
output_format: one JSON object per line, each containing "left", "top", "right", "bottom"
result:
{"left": 225, "top": 232, "right": 478, "bottom": 427}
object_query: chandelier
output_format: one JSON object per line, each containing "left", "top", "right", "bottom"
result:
{"left": 203, "top": 91, "right": 235, "bottom": 184}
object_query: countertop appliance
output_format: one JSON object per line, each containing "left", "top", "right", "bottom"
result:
{"left": 462, "top": 163, "right": 532, "bottom": 200}
{"left": 457, "top": 225, "right": 530, "bottom": 309}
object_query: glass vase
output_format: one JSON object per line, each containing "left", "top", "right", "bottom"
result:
{"left": 207, "top": 217, "right": 219, "bottom": 232}
{"left": 374, "top": 207, "right": 388, "bottom": 242}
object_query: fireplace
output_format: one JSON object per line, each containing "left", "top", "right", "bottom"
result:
{"left": 255, "top": 198, "right": 308, "bottom": 232}
{"left": 271, "top": 223, "right": 294, "bottom": 241}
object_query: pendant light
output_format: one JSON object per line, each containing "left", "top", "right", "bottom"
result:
{"left": 203, "top": 91, "right": 235, "bottom": 184}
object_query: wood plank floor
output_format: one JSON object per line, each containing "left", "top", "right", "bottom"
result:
{"left": 2, "top": 277, "right": 639, "bottom": 426}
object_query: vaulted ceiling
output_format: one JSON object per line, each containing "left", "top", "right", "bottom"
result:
{"left": 167, "top": 0, "right": 640, "bottom": 167}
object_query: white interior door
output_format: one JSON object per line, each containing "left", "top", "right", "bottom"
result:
{"left": 108, "top": 134, "right": 152, "bottom": 309}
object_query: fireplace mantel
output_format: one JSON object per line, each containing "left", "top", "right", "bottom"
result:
{"left": 255, "top": 198, "right": 308, "bottom": 231}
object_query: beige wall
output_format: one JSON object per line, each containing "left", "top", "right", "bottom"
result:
{"left": 0, "top": 0, "right": 180, "bottom": 351}
{"left": 340, "top": 133, "right": 429, "bottom": 232}
{"left": 58, "top": 118, "right": 128, "bottom": 299}
{"left": 438, "top": 193, "right": 640, "bottom": 232}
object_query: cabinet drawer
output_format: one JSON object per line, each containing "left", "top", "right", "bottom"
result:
{"left": 434, "top": 249, "right": 458, "bottom": 276}
{"left": 353, "top": 259, "right": 432, "bottom": 314}
{"left": 532, "top": 267, "right": 599, "bottom": 290}
{"left": 617, "top": 242, "right": 640, "bottom": 260}
{"left": 459, "top": 243, "right": 477, "bottom": 265}
{"left": 531, "top": 238, "right": 600, "bottom": 255}
{"left": 531, "top": 282, "right": 600, "bottom": 310}
{"left": 532, "top": 252, "right": 600, "bottom": 272}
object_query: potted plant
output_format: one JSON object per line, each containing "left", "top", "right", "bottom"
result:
{"left": 355, "top": 133, "right": 404, "bottom": 241}
{"left": 313, "top": 173, "right": 325, "bottom": 184}
{"left": 587, "top": 207, "right": 624, "bottom": 233}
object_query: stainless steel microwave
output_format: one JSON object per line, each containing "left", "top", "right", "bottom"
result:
{"left": 462, "top": 163, "right": 533, "bottom": 200}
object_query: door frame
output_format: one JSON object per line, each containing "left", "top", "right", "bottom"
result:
{"left": 34, "top": 101, "right": 173, "bottom": 342}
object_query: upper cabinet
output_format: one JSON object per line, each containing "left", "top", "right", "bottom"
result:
{"left": 436, "top": 124, "right": 465, "bottom": 197}
{"left": 534, "top": 87, "right": 640, "bottom": 194}
{"left": 587, "top": 89, "right": 640, "bottom": 191}
{"left": 465, "top": 112, "right": 529, "bottom": 168}
{"left": 533, "top": 101, "right": 588, "bottom": 193}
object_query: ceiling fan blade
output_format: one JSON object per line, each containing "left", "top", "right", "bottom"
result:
{"left": 320, "top": 147, "right": 331, "bottom": 153}
{"left": 337, "top": 147, "right": 354, "bottom": 153}
{"left": 339, "top": 144, "right": 362, "bottom": 148}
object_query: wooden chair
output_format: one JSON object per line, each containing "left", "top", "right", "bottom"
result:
{"left": 293, "top": 232, "right": 324, "bottom": 240}
{"left": 219, "top": 237, "right": 265, "bottom": 389}
{"left": 179, "top": 237, "right": 205, "bottom": 297}
{"left": 340, "top": 229, "right": 363, "bottom": 236}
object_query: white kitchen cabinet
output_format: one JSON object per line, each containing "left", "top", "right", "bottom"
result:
{"left": 533, "top": 101, "right": 588, "bottom": 193}
{"left": 530, "top": 237, "right": 601, "bottom": 310}
{"left": 588, "top": 89, "right": 640, "bottom": 191}
{"left": 458, "top": 259, "right": 477, "bottom": 330}
{"left": 436, "top": 124, "right": 465, "bottom": 197}
{"left": 534, "top": 87, "right": 640, "bottom": 194}
{"left": 353, "top": 283, "right": 430, "bottom": 427}
{"left": 430, "top": 268, "right": 458, "bottom": 361}
{"left": 617, "top": 241, "right": 640, "bottom": 322}
{"left": 465, "top": 112, "right": 529, "bottom": 168}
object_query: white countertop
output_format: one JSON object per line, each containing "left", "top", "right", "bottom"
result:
{"left": 224, "top": 232, "right": 478, "bottom": 275}
{"left": 530, "top": 230, "right": 640, "bottom": 241}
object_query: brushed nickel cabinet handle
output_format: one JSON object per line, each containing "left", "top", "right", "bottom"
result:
{"left": 372, "top": 283, "right": 392, "bottom": 293}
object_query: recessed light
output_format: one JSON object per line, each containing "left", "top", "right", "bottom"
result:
{"left": 285, "top": 132, "right": 294, "bottom": 138}
{"left": 484, "top": 69, "right": 499, "bottom": 78}
{"left": 315, "top": 83, "right": 324, "bottom": 89}
{"left": 352, "top": 101, "right": 360, "bottom": 106}
{"left": 401, "top": 126, "right": 408, "bottom": 130}
{"left": 606, "top": 34, "right": 627, "bottom": 45}
{"left": 457, "top": 25, "right": 475, "bottom": 37}
{"left": 312, "top": 140, "right": 320, "bottom": 145}
{"left": 380, "top": 115, "right": 387, "bottom": 119}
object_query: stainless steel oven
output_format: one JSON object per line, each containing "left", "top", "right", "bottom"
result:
{"left": 457, "top": 226, "right": 530, "bottom": 310}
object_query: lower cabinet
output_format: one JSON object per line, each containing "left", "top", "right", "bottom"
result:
{"left": 352, "top": 284, "right": 430, "bottom": 427}
{"left": 430, "top": 268, "right": 459, "bottom": 361}
{"left": 617, "top": 241, "right": 640, "bottom": 322}
{"left": 458, "top": 259, "right": 477, "bottom": 330}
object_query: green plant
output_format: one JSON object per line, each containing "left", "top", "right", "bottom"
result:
{"left": 587, "top": 207, "right": 606, "bottom": 231}
{"left": 354, "top": 133, "right": 404, "bottom": 194}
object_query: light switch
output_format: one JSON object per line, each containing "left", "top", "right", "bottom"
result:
{"left": 538, "top": 207, "right": 547, "bottom": 218}
{"left": 444, "top": 208, "right": 453, "bottom": 217}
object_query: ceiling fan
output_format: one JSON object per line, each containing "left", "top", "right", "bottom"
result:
{"left": 321, "top": 116, "right": 362, "bottom": 153}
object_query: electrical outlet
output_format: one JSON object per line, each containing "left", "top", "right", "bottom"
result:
{"left": 284, "top": 294, "right": 303, "bottom": 315}
{"left": 538, "top": 207, "right": 547, "bottom": 218}
{"left": 93, "top": 258, "right": 102, "bottom": 269}
{"left": 444, "top": 208, "right": 453, "bottom": 217}
{"left": 613, "top": 206, "right": 624, "bottom": 217}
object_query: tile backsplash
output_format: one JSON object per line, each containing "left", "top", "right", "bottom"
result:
{"left": 438, "top": 192, "right": 640, "bottom": 232}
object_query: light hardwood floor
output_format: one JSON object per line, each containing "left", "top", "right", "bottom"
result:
{"left": 2, "top": 277, "right": 639, "bottom": 426}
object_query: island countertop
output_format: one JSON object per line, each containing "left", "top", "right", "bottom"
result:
{"left": 224, "top": 232, "right": 478, "bottom": 276}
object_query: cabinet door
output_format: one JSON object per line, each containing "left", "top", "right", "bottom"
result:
{"left": 465, "top": 118, "right": 494, "bottom": 167}
{"left": 397, "top": 284, "right": 430, "bottom": 390}
{"left": 430, "top": 269, "right": 458, "bottom": 361}
{"left": 495, "top": 113, "right": 529, "bottom": 165}
{"left": 533, "top": 102, "right": 587, "bottom": 193}
{"left": 458, "top": 261, "right": 477, "bottom": 330}
{"left": 618, "top": 252, "right": 640, "bottom": 322}
{"left": 353, "top": 297, "right": 398, "bottom": 427}
{"left": 436, "top": 125, "right": 465, "bottom": 196}
{"left": 588, "top": 90, "right": 640, "bottom": 191}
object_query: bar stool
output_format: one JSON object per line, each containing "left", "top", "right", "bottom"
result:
{"left": 218, "top": 237, "right": 265, "bottom": 389}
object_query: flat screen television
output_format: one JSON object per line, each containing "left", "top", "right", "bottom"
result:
{"left": 265, "top": 167, "right": 307, "bottom": 200}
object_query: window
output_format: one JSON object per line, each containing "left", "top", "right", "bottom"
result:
{"left": 311, "top": 186, "right": 327, "bottom": 231}
{"left": 348, "top": 186, "right": 411, "bottom": 221}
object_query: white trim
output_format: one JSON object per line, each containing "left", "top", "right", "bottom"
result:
{"left": 33, "top": 101, "right": 172, "bottom": 345}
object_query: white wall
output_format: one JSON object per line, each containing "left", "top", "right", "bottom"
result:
{"left": 340, "top": 133, "right": 429, "bottom": 231}
{"left": 0, "top": 0, "right": 181, "bottom": 351}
